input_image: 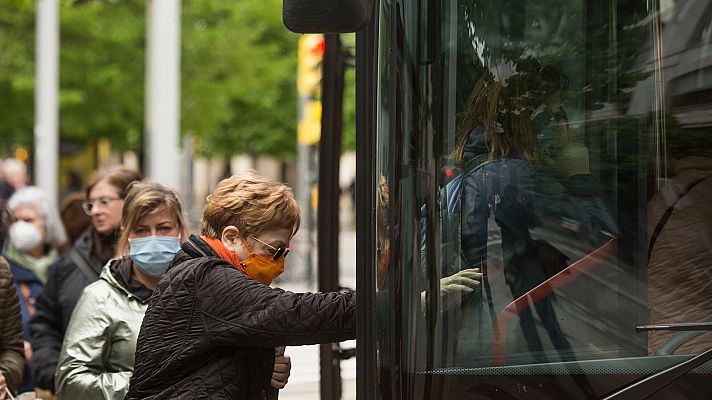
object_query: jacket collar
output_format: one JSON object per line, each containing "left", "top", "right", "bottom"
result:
{"left": 169, "top": 234, "right": 218, "bottom": 270}
{"left": 103, "top": 257, "right": 154, "bottom": 303}
{"left": 5, "top": 256, "right": 42, "bottom": 283}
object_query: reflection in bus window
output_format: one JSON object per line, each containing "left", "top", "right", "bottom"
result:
{"left": 372, "top": 0, "right": 712, "bottom": 397}
{"left": 647, "top": 127, "right": 712, "bottom": 355}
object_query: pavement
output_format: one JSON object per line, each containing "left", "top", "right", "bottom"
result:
{"left": 275, "top": 227, "right": 357, "bottom": 400}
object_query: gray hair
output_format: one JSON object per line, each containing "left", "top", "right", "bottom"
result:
{"left": 7, "top": 186, "right": 67, "bottom": 248}
{"left": 2, "top": 159, "right": 27, "bottom": 180}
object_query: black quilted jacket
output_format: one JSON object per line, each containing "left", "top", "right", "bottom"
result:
{"left": 126, "top": 235, "right": 356, "bottom": 400}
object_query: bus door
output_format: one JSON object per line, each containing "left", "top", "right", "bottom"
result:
{"left": 280, "top": 0, "right": 712, "bottom": 398}
{"left": 367, "top": 0, "right": 712, "bottom": 398}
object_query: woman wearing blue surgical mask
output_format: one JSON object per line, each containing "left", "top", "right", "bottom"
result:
{"left": 55, "top": 180, "right": 186, "bottom": 400}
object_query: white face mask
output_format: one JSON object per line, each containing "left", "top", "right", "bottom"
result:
{"left": 9, "top": 221, "right": 43, "bottom": 252}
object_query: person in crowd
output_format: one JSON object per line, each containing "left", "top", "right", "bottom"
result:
{"left": 454, "top": 61, "right": 574, "bottom": 363}
{"left": 29, "top": 167, "right": 142, "bottom": 399}
{"left": 60, "top": 172, "right": 83, "bottom": 201}
{"left": 58, "top": 192, "right": 91, "bottom": 252}
{"left": 0, "top": 204, "right": 25, "bottom": 398}
{"left": 126, "top": 172, "right": 354, "bottom": 400}
{"left": 55, "top": 181, "right": 187, "bottom": 399}
{"left": 0, "top": 159, "right": 28, "bottom": 203}
{"left": 3, "top": 187, "right": 67, "bottom": 393}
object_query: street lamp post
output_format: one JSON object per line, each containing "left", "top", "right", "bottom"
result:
{"left": 34, "top": 0, "right": 59, "bottom": 208}
{"left": 145, "top": 0, "right": 183, "bottom": 192}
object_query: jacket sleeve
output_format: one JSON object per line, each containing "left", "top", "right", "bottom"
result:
{"left": 196, "top": 263, "right": 356, "bottom": 347}
{"left": 55, "top": 286, "right": 131, "bottom": 400}
{"left": 28, "top": 262, "right": 65, "bottom": 390}
{"left": 0, "top": 258, "right": 25, "bottom": 392}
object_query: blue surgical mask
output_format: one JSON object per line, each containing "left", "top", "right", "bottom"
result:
{"left": 129, "top": 236, "right": 181, "bottom": 278}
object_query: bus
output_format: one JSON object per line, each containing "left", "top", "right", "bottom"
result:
{"left": 284, "top": 0, "right": 712, "bottom": 398}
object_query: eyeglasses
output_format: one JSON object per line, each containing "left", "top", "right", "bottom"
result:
{"left": 81, "top": 196, "right": 121, "bottom": 215}
{"left": 249, "top": 235, "right": 290, "bottom": 260}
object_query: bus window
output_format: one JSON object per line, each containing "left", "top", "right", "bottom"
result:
{"left": 372, "top": 0, "right": 712, "bottom": 397}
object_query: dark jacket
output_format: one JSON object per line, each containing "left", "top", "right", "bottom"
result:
{"left": 126, "top": 235, "right": 356, "bottom": 400}
{"left": 0, "top": 256, "right": 25, "bottom": 392}
{"left": 5, "top": 254, "right": 45, "bottom": 393}
{"left": 28, "top": 228, "right": 106, "bottom": 391}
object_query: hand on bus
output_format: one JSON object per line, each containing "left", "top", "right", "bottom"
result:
{"left": 420, "top": 268, "right": 482, "bottom": 310}
{"left": 271, "top": 346, "right": 291, "bottom": 389}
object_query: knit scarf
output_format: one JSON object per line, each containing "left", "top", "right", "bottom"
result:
{"left": 201, "top": 236, "right": 247, "bottom": 273}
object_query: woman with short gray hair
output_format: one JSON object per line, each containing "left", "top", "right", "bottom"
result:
{"left": 3, "top": 186, "right": 67, "bottom": 393}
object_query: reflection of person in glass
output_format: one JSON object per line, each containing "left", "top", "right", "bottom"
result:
{"left": 455, "top": 61, "right": 574, "bottom": 363}
{"left": 530, "top": 59, "right": 569, "bottom": 166}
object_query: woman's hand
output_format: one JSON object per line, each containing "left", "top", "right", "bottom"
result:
{"left": 271, "top": 346, "right": 291, "bottom": 389}
{"left": 24, "top": 341, "right": 33, "bottom": 365}
{"left": 440, "top": 268, "right": 482, "bottom": 300}
{"left": 421, "top": 268, "right": 482, "bottom": 310}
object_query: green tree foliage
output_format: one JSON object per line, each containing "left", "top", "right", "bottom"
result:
{"left": 0, "top": 0, "right": 35, "bottom": 151}
{"left": 183, "top": 0, "right": 298, "bottom": 160}
{"left": 60, "top": 0, "right": 145, "bottom": 150}
{"left": 341, "top": 34, "right": 356, "bottom": 153}
{"left": 0, "top": 0, "right": 299, "bottom": 160}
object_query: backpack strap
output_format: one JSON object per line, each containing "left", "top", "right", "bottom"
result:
{"left": 647, "top": 175, "right": 711, "bottom": 260}
{"left": 461, "top": 154, "right": 490, "bottom": 176}
{"left": 68, "top": 249, "right": 100, "bottom": 282}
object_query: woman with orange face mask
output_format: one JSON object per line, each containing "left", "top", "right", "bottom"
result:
{"left": 126, "top": 172, "right": 356, "bottom": 400}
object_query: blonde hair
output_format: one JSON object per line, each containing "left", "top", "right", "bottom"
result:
{"left": 118, "top": 180, "right": 186, "bottom": 254}
{"left": 200, "top": 172, "right": 300, "bottom": 239}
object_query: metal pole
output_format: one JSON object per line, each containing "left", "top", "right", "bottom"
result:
{"left": 34, "top": 0, "right": 59, "bottom": 208}
{"left": 145, "top": 0, "right": 182, "bottom": 191}
{"left": 318, "top": 33, "right": 345, "bottom": 400}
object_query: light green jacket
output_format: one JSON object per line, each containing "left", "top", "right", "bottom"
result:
{"left": 55, "top": 261, "right": 148, "bottom": 400}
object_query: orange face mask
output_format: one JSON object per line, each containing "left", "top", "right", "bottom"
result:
{"left": 239, "top": 238, "right": 285, "bottom": 285}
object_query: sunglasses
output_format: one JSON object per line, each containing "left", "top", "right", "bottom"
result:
{"left": 249, "top": 235, "right": 290, "bottom": 260}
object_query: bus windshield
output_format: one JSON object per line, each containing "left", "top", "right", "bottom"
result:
{"left": 371, "top": 0, "right": 712, "bottom": 398}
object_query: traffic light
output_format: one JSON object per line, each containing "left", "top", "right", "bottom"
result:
{"left": 298, "top": 34, "right": 324, "bottom": 145}
{"left": 297, "top": 34, "right": 324, "bottom": 97}
{"left": 298, "top": 100, "right": 322, "bottom": 146}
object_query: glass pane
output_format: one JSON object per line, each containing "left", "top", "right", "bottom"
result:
{"left": 373, "top": 0, "right": 712, "bottom": 397}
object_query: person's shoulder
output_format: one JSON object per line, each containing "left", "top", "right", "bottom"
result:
{"left": 77, "top": 278, "right": 115, "bottom": 306}
{"left": 169, "top": 255, "right": 238, "bottom": 283}
{"left": 0, "top": 257, "right": 13, "bottom": 289}
{"left": 50, "top": 251, "right": 95, "bottom": 283}
{"left": 0, "top": 256, "right": 9, "bottom": 274}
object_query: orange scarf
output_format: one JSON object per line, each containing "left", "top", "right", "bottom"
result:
{"left": 201, "top": 236, "right": 247, "bottom": 273}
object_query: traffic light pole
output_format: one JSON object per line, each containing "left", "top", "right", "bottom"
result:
{"left": 318, "top": 33, "right": 346, "bottom": 400}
